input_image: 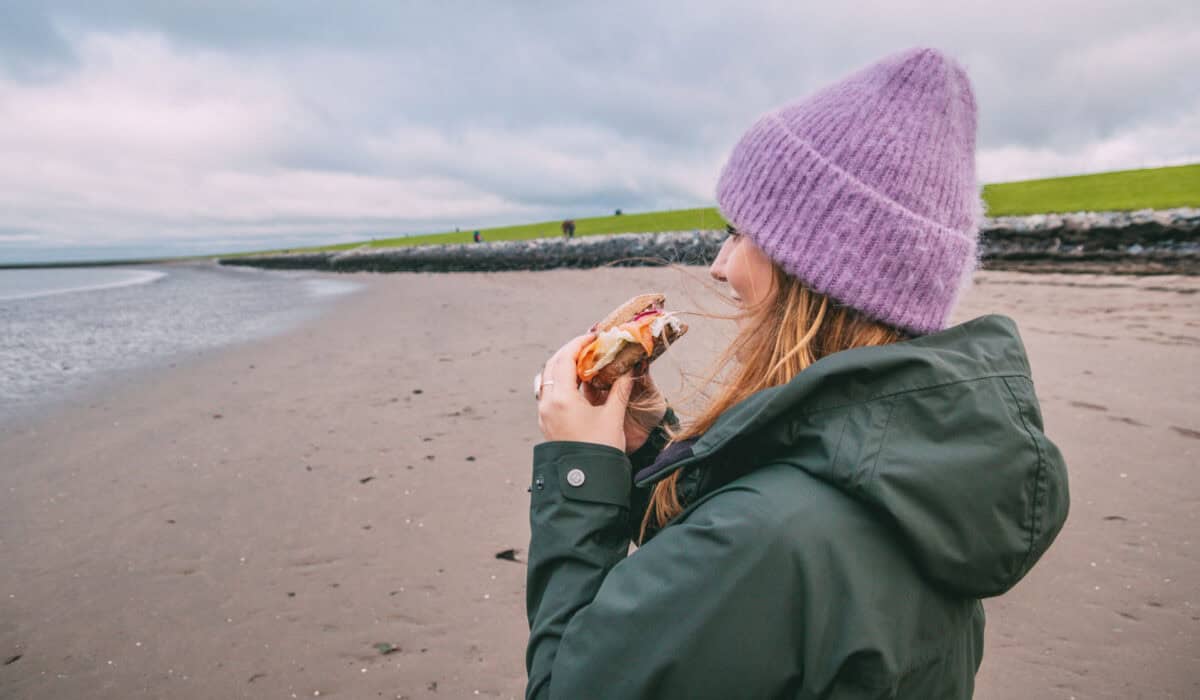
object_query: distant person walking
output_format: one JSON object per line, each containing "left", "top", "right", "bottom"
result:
{"left": 561, "top": 220, "right": 575, "bottom": 239}
{"left": 473, "top": 230, "right": 482, "bottom": 243}
{"left": 526, "top": 47, "right": 1069, "bottom": 698}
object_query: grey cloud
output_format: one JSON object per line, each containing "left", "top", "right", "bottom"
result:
{"left": 1, "top": 1, "right": 1197, "bottom": 262}
{"left": 0, "top": 4, "right": 78, "bottom": 80}
{"left": 21, "top": 2, "right": 1199, "bottom": 148}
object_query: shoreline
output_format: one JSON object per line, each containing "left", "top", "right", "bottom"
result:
{"left": 0, "top": 262, "right": 362, "bottom": 430}
{"left": 2, "top": 268, "right": 1198, "bottom": 698}
{"left": 0, "top": 268, "right": 167, "bottom": 303}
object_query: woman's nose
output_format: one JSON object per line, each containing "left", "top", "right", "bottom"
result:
{"left": 710, "top": 239, "right": 728, "bottom": 282}
{"left": 710, "top": 243, "right": 728, "bottom": 282}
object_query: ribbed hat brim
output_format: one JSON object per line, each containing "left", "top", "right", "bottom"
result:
{"left": 717, "top": 112, "right": 978, "bottom": 336}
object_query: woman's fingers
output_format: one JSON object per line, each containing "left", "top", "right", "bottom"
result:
{"left": 629, "top": 371, "right": 653, "bottom": 399}
{"left": 581, "top": 381, "right": 607, "bottom": 406}
{"left": 546, "top": 333, "right": 594, "bottom": 387}
{"left": 604, "top": 374, "right": 636, "bottom": 418}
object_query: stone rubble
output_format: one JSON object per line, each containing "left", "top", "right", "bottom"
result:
{"left": 220, "top": 207, "right": 1200, "bottom": 274}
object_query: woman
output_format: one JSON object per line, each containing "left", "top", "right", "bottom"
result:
{"left": 527, "top": 48, "right": 1069, "bottom": 699}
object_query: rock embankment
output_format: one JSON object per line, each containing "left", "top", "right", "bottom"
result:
{"left": 220, "top": 207, "right": 1200, "bottom": 275}
{"left": 981, "top": 208, "right": 1199, "bottom": 273}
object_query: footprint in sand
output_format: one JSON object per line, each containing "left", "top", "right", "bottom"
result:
{"left": 287, "top": 554, "right": 341, "bottom": 569}
{"left": 1169, "top": 426, "right": 1200, "bottom": 440}
{"left": 1107, "top": 416, "right": 1147, "bottom": 427}
{"left": 1069, "top": 401, "right": 1108, "bottom": 411}
{"left": 386, "top": 612, "right": 428, "bottom": 626}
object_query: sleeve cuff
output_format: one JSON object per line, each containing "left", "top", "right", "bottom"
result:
{"left": 532, "top": 441, "right": 633, "bottom": 509}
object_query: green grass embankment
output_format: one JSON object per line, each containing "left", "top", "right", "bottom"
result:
{"left": 221, "top": 207, "right": 729, "bottom": 257}
{"left": 243, "top": 163, "right": 1199, "bottom": 256}
{"left": 982, "top": 163, "right": 1200, "bottom": 216}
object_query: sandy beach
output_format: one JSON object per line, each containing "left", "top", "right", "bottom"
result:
{"left": 2, "top": 265, "right": 1198, "bottom": 699}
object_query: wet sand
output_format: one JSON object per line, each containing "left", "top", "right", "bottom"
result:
{"left": 1, "top": 267, "right": 1198, "bottom": 699}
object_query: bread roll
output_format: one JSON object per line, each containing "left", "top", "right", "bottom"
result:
{"left": 580, "top": 293, "right": 687, "bottom": 390}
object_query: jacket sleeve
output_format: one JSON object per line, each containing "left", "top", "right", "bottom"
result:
{"left": 527, "top": 441, "right": 636, "bottom": 699}
{"left": 527, "top": 452, "right": 792, "bottom": 700}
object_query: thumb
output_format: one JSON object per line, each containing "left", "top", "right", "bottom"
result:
{"left": 604, "top": 373, "right": 635, "bottom": 417}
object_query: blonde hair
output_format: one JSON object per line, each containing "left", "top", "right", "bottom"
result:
{"left": 637, "top": 264, "right": 907, "bottom": 542}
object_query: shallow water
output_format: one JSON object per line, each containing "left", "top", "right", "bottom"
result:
{"left": 0, "top": 267, "right": 167, "bottom": 301}
{"left": 0, "top": 263, "right": 359, "bottom": 423}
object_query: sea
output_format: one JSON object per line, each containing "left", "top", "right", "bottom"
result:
{"left": 0, "top": 263, "right": 359, "bottom": 424}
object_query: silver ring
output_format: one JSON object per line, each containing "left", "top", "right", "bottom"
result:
{"left": 534, "top": 372, "right": 556, "bottom": 401}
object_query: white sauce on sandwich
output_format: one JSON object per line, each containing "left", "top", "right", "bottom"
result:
{"left": 588, "top": 326, "right": 638, "bottom": 374}
{"left": 588, "top": 312, "right": 681, "bottom": 375}
{"left": 650, "top": 312, "right": 682, "bottom": 338}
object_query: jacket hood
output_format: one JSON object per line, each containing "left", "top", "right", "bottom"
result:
{"left": 637, "top": 314, "right": 1070, "bottom": 598}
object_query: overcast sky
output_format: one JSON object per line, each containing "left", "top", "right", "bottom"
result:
{"left": 2, "top": 1, "right": 1198, "bottom": 262}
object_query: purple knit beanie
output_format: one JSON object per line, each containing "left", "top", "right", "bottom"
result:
{"left": 716, "top": 47, "right": 981, "bottom": 335}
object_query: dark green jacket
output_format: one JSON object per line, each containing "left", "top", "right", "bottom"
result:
{"left": 526, "top": 315, "right": 1069, "bottom": 699}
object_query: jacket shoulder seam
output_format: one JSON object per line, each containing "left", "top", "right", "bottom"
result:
{"left": 789, "top": 371, "right": 1030, "bottom": 419}
{"left": 1001, "top": 376, "right": 1046, "bottom": 574}
{"left": 864, "top": 397, "right": 899, "bottom": 488}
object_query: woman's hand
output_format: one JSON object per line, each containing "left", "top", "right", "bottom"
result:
{"left": 537, "top": 334, "right": 635, "bottom": 452}
{"left": 583, "top": 370, "right": 667, "bottom": 454}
